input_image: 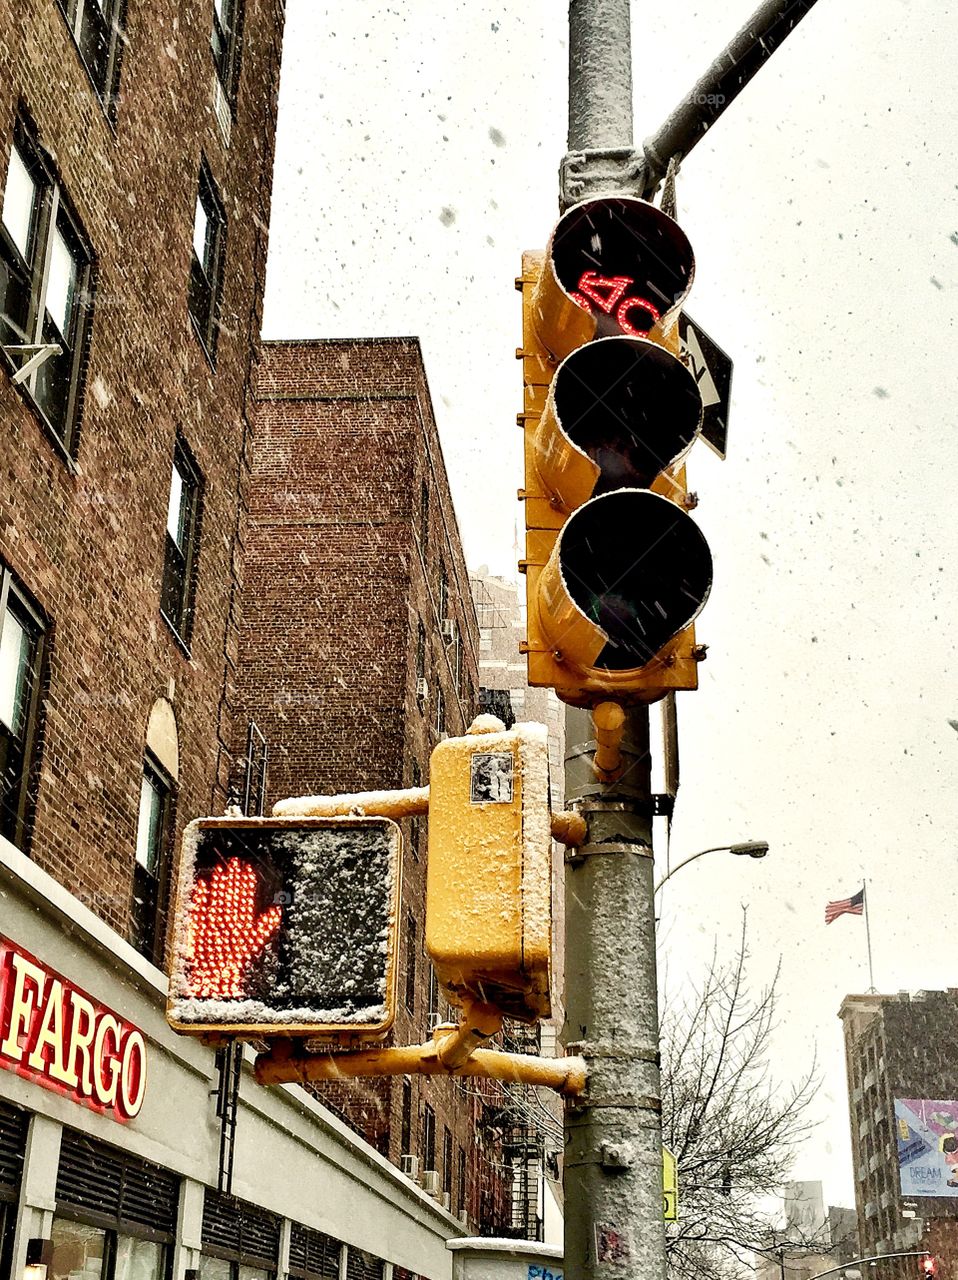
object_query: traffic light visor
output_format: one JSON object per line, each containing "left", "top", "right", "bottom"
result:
{"left": 534, "top": 197, "right": 695, "bottom": 360}
{"left": 168, "top": 816, "right": 401, "bottom": 1039}
{"left": 537, "top": 337, "right": 704, "bottom": 512}
{"left": 539, "top": 489, "right": 713, "bottom": 672}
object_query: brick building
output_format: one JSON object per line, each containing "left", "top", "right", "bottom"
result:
{"left": 469, "top": 566, "right": 565, "bottom": 1241}
{"left": 237, "top": 337, "right": 510, "bottom": 1233}
{"left": 0, "top": 5, "right": 473, "bottom": 1278}
{"left": 840, "top": 990, "right": 958, "bottom": 1280}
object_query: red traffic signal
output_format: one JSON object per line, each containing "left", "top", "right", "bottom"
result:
{"left": 167, "top": 816, "right": 402, "bottom": 1040}
{"left": 920, "top": 1257, "right": 938, "bottom": 1278}
{"left": 518, "top": 196, "right": 713, "bottom": 706}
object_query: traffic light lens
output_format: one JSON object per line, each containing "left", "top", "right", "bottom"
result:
{"left": 558, "top": 490, "right": 713, "bottom": 670}
{"left": 551, "top": 198, "right": 694, "bottom": 340}
{"left": 551, "top": 337, "right": 703, "bottom": 494}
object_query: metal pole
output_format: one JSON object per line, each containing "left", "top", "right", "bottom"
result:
{"left": 564, "top": 705, "right": 664, "bottom": 1280}
{"left": 641, "top": 0, "right": 823, "bottom": 196}
{"left": 862, "top": 880, "right": 876, "bottom": 993}
{"left": 568, "top": 0, "right": 634, "bottom": 150}
{"left": 564, "top": 9, "right": 664, "bottom": 1276}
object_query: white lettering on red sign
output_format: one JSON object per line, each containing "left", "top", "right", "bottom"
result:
{"left": 0, "top": 937, "right": 147, "bottom": 1121}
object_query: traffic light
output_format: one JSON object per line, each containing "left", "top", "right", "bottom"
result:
{"left": 920, "top": 1256, "right": 938, "bottom": 1278}
{"left": 518, "top": 196, "right": 713, "bottom": 706}
{"left": 425, "top": 720, "right": 551, "bottom": 1022}
{"left": 167, "top": 815, "right": 402, "bottom": 1039}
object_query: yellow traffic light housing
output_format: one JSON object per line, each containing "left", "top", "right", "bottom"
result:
{"left": 425, "top": 719, "right": 551, "bottom": 1022}
{"left": 518, "top": 197, "right": 713, "bottom": 707}
{"left": 167, "top": 815, "right": 402, "bottom": 1041}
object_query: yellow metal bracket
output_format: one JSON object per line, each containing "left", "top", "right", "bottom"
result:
{"left": 254, "top": 998, "right": 588, "bottom": 1098}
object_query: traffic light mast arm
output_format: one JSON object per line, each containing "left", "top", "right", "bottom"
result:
{"left": 273, "top": 785, "right": 585, "bottom": 845}
{"left": 272, "top": 787, "right": 430, "bottom": 820}
{"left": 254, "top": 1020, "right": 588, "bottom": 1098}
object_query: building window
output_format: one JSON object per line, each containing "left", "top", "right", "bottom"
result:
{"left": 53, "top": 1131, "right": 178, "bottom": 1280}
{"left": 422, "top": 1104, "right": 436, "bottom": 1173}
{"left": 410, "top": 758, "right": 422, "bottom": 858}
{"left": 438, "top": 563, "right": 448, "bottom": 621}
{"left": 404, "top": 915, "right": 416, "bottom": 1013}
{"left": 427, "top": 965, "right": 440, "bottom": 1029}
{"left": 434, "top": 683, "right": 445, "bottom": 738}
{"left": 188, "top": 161, "right": 226, "bottom": 361}
{"left": 57, "top": 0, "right": 125, "bottom": 115}
{"left": 201, "top": 1190, "right": 280, "bottom": 1279}
{"left": 0, "top": 568, "right": 45, "bottom": 850}
{"left": 132, "top": 754, "right": 173, "bottom": 964}
{"left": 415, "top": 618, "right": 426, "bottom": 707}
{"left": 211, "top": 0, "right": 244, "bottom": 105}
{"left": 288, "top": 1222, "right": 341, "bottom": 1280}
{"left": 443, "top": 1127, "right": 453, "bottom": 1198}
{"left": 419, "top": 480, "right": 429, "bottom": 549}
{"left": 457, "top": 1147, "right": 467, "bottom": 1218}
{"left": 0, "top": 125, "right": 93, "bottom": 452}
{"left": 400, "top": 1080, "right": 412, "bottom": 1155}
{"left": 160, "top": 437, "right": 203, "bottom": 644}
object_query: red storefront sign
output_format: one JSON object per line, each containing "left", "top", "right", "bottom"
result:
{"left": 0, "top": 935, "right": 147, "bottom": 1121}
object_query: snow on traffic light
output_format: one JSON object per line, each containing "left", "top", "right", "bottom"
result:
{"left": 167, "top": 815, "right": 401, "bottom": 1039}
{"left": 518, "top": 196, "right": 713, "bottom": 706}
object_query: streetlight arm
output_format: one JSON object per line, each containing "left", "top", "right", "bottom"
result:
{"left": 654, "top": 846, "right": 728, "bottom": 894}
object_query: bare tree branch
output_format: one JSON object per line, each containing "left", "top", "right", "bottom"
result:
{"left": 661, "top": 912, "right": 825, "bottom": 1280}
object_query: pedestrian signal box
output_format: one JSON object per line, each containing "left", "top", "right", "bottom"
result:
{"left": 167, "top": 816, "right": 401, "bottom": 1040}
{"left": 426, "top": 720, "right": 552, "bottom": 1022}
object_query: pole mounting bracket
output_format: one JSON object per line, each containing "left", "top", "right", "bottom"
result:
{"left": 559, "top": 148, "right": 650, "bottom": 210}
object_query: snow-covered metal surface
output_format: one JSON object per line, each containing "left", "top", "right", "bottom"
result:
{"left": 167, "top": 815, "right": 401, "bottom": 1037}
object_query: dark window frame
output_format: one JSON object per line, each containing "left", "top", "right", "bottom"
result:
{"left": 131, "top": 752, "right": 175, "bottom": 966}
{"left": 404, "top": 915, "right": 416, "bottom": 1013}
{"left": 56, "top": 0, "right": 127, "bottom": 120}
{"left": 400, "top": 1079, "right": 413, "bottom": 1156}
{"left": 457, "top": 1147, "right": 467, "bottom": 1219}
{"left": 188, "top": 160, "right": 227, "bottom": 364}
{"left": 0, "top": 565, "right": 47, "bottom": 851}
{"left": 434, "top": 682, "right": 445, "bottom": 738}
{"left": 160, "top": 435, "right": 204, "bottom": 647}
{"left": 422, "top": 1104, "right": 436, "bottom": 1173}
{"left": 211, "top": 0, "right": 245, "bottom": 109}
{"left": 443, "top": 1127, "right": 453, "bottom": 1196}
{"left": 0, "top": 121, "right": 94, "bottom": 456}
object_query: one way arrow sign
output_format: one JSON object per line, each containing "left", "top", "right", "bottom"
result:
{"left": 678, "top": 313, "right": 732, "bottom": 460}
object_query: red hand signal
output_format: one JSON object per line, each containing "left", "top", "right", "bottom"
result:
{"left": 186, "top": 858, "right": 283, "bottom": 998}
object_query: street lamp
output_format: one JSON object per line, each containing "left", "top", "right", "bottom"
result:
{"left": 654, "top": 841, "right": 769, "bottom": 895}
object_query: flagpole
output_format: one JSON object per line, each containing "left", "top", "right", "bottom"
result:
{"left": 862, "top": 880, "right": 876, "bottom": 993}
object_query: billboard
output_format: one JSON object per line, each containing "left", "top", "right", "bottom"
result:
{"left": 895, "top": 1098, "right": 958, "bottom": 1197}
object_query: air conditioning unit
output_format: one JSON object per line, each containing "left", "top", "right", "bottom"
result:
{"left": 421, "top": 1169, "right": 440, "bottom": 1196}
{"left": 441, "top": 619, "right": 455, "bottom": 641}
{"left": 400, "top": 1154, "right": 420, "bottom": 1181}
{"left": 416, "top": 678, "right": 429, "bottom": 700}
{"left": 441, "top": 1192, "right": 451, "bottom": 1211}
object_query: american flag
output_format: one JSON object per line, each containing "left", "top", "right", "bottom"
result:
{"left": 825, "top": 887, "right": 864, "bottom": 925}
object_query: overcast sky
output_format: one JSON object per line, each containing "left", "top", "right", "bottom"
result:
{"left": 262, "top": 0, "right": 958, "bottom": 1210}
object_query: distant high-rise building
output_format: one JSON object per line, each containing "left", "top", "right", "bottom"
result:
{"left": 753, "top": 1181, "right": 858, "bottom": 1280}
{"left": 840, "top": 990, "right": 958, "bottom": 1280}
